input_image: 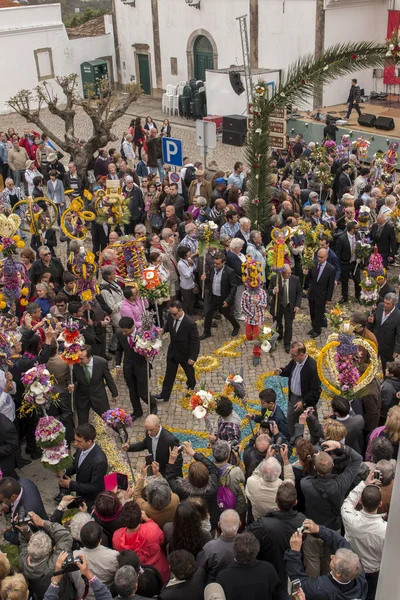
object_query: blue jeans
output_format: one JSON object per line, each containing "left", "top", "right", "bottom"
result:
{"left": 157, "top": 159, "right": 165, "bottom": 179}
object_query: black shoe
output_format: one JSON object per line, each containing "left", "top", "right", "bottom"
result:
{"left": 21, "top": 458, "right": 33, "bottom": 466}
{"left": 214, "top": 314, "right": 222, "bottom": 320}
{"left": 307, "top": 328, "right": 315, "bottom": 335}
{"left": 150, "top": 406, "right": 158, "bottom": 415}
{"left": 338, "top": 297, "right": 348, "bottom": 305}
{"left": 211, "top": 321, "right": 218, "bottom": 328}
{"left": 131, "top": 413, "right": 143, "bottom": 422}
{"left": 54, "top": 492, "right": 65, "bottom": 503}
{"left": 231, "top": 327, "right": 240, "bottom": 337}
{"left": 200, "top": 333, "right": 211, "bottom": 340}
{"left": 31, "top": 450, "right": 42, "bottom": 460}
{"left": 285, "top": 345, "right": 290, "bottom": 353}
{"left": 152, "top": 394, "right": 163, "bottom": 400}
{"left": 277, "top": 335, "right": 283, "bottom": 341}
{"left": 310, "top": 331, "right": 321, "bottom": 338}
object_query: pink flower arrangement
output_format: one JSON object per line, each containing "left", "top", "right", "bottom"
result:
{"left": 324, "top": 140, "right": 336, "bottom": 149}
{"left": 35, "top": 416, "right": 66, "bottom": 448}
{"left": 21, "top": 363, "right": 58, "bottom": 409}
{"left": 41, "top": 439, "right": 72, "bottom": 472}
{"left": 102, "top": 408, "right": 133, "bottom": 429}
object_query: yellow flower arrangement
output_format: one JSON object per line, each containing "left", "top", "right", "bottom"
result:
{"left": 12, "top": 235, "right": 20, "bottom": 242}
{"left": 81, "top": 290, "right": 93, "bottom": 302}
{"left": 17, "top": 241, "right": 25, "bottom": 249}
{"left": 20, "top": 287, "right": 29, "bottom": 297}
{"left": 213, "top": 335, "right": 247, "bottom": 358}
{"left": 20, "top": 299, "right": 28, "bottom": 306}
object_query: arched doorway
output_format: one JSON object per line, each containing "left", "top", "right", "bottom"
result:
{"left": 193, "top": 35, "right": 214, "bottom": 80}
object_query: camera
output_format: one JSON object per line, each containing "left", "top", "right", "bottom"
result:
{"left": 15, "top": 506, "right": 31, "bottom": 527}
{"left": 288, "top": 578, "right": 302, "bottom": 596}
{"left": 61, "top": 554, "right": 83, "bottom": 574}
{"left": 271, "top": 444, "right": 283, "bottom": 452}
{"left": 68, "top": 497, "right": 84, "bottom": 510}
{"left": 374, "top": 469, "right": 382, "bottom": 481}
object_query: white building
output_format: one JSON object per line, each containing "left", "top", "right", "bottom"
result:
{"left": 114, "top": 0, "right": 390, "bottom": 109}
{"left": 0, "top": 1, "right": 116, "bottom": 113}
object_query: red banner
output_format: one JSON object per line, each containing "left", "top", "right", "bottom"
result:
{"left": 384, "top": 10, "right": 400, "bottom": 85}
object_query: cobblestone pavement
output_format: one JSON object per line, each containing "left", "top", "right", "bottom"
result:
{"left": 0, "top": 98, "right": 394, "bottom": 516}
{"left": 0, "top": 95, "right": 245, "bottom": 172}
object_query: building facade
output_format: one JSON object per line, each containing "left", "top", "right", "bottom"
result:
{"left": 114, "top": 0, "right": 388, "bottom": 107}
{"left": 0, "top": 3, "right": 116, "bottom": 113}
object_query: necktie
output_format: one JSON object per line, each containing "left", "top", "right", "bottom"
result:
{"left": 282, "top": 278, "right": 288, "bottom": 307}
{"left": 129, "top": 336, "right": 133, "bottom": 348}
{"left": 173, "top": 319, "right": 179, "bottom": 332}
{"left": 317, "top": 264, "right": 321, "bottom": 280}
{"left": 84, "top": 364, "right": 91, "bottom": 383}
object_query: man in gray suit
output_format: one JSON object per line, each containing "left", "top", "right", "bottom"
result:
{"left": 46, "top": 169, "right": 65, "bottom": 223}
{"left": 69, "top": 346, "right": 118, "bottom": 424}
{"left": 369, "top": 292, "right": 400, "bottom": 372}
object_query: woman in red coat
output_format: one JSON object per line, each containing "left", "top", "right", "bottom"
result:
{"left": 113, "top": 500, "right": 170, "bottom": 582}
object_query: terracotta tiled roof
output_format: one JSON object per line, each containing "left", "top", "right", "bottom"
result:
{"left": 66, "top": 15, "right": 107, "bottom": 39}
{"left": 0, "top": 0, "right": 22, "bottom": 7}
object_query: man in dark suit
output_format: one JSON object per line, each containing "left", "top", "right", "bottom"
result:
{"left": 376, "top": 274, "right": 396, "bottom": 304}
{"left": 123, "top": 415, "right": 182, "bottom": 477}
{"left": 268, "top": 265, "right": 302, "bottom": 352}
{"left": 305, "top": 248, "right": 336, "bottom": 338}
{"left": 0, "top": 477, "right": 47, "bottom": 545}
{"left": 58, "top": 424, "right": 108, "bottom": 508}
{"left": 317, "top": 236, "right": 340, "bottom": 283}
{"left": 336, "top": 222, "right": 362, "bottom": 304}
{"left": 370, "top": 214, "right": 397, "bottom": 267}
{"left": 154, "top": 300, "right": 200, "bottom": 402}
{"left": 0, "top": 414, "right": 20, "bottom": 479}
{"left": 274, "top": 341, "right": 321, "bottom": 437}
{"left": 69, "top": 301, "right": 96, "bottom": 346}
{"left": 337, "top": 164, "right": 352, "bottom": 200}
{"left": 115, "top": 317, "right": 157, "bottom": 420}
{"left": 200, "top": 252, "right": 240, "bottom": 340}
{"left": 331, "top": 396, "right": 364, "bottom": 454}
{"left": 369, "top": 293, "right": 400, "bottom": 371}
{"left": 70, "top": 345, "right": 118, "bottom": 425}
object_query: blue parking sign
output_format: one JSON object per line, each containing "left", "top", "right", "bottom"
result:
{"left": 162, "top": 137, "right": 183, "bottom": 167}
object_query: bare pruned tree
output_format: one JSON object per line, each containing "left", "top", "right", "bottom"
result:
{"left": 8, "top": 74, "right": 142, "bottom": 176}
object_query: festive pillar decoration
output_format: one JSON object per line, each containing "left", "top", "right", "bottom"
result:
{"left": 102, "top": 408, "right": 136, "bottom": 483}
{"left": 190, "top": 386, "right": 216, "bottom": 434}
{"left": 59, "top": 321, "right": 85, "bottom": 411}
{"left": 95, "top": 185, "right": 131, "bottom": 231}
{"left": 0, "top": 214, "right": 26, "bottom": 306}
{"left": 12, "top": 196, "right": 59, "bottom": 236}
{"left": 71, "top": 248, "right": 99, "bottom": 302}
{"left": 133, "top": 311, "right": 163, "bottom": 412}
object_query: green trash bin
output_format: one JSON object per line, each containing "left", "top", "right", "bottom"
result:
{"left": 80, "top": 59, "right": 109, "bottom": 98}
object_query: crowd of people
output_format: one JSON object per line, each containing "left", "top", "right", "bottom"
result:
{"left": 0, "top": 110, "right": 398, "bottom": 600}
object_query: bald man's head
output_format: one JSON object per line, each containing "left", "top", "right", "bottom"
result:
{"left": 144, "top": 415, "right": 161, "bottom": 437}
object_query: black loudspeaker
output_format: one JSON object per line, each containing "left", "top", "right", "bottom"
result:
{"left": 375, "top": 116, "right": 395, "bottom": 131}
{"left": 229, "top": 71, "right": 245, "bottom": 96}
{"left": 222, "top": 130, "right": 246, "bottom": 147}
{"left": 358, "top": 113, "right": 376, "bottom": 127}
{"left": 222, "top": 114, "right": 248, "bottom": 135}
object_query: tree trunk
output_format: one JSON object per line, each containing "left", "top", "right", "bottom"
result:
{"left": 111, "top": 0, "right": 123, "bottom": 88}
{"left": 151, "top": 0, "right": 163, "bottom": 92}
{"left": 313, "top": 0, "right": 325, "bottom": 109}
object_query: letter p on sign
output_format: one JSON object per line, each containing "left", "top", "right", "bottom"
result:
{"left": 162, "top": 137, "right": 183, "bottom": 167}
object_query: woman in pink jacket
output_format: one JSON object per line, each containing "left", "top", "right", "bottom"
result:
{"left": 113, "top": 500, "right": 170, "bottom": 582}
{"left": 120, "top": 285, "right": 148, "bottom": 329}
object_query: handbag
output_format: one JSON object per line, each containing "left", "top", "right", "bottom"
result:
{"left": 150, "top": 213, "right": 163, "bottom": 230}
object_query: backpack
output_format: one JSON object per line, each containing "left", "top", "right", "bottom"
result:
{"left": 120, "top": 138, "right": 127, "bottom": 161}
{"left": 217, "top": 465, "right": 237, "bottom": 510}
{"left": 184, "top": 165, "right": 196, "bottom": 187}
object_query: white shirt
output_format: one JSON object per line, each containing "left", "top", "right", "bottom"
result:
{"left": 173, "top": 313, "right": 185, "bottom": 333}
{"left": 381, "top": 307, "right": 395, "bottom": 325}
{"left": 150, "top": 425, "right": 162, "bottom": 458}
{"left": 0, "top": 370, "right": 15, "bottom": 422}
{"left": 341, "top": 481, "right": 386, "bottom": 573}
{"left": 316, "top": 260, "right": 326, "bottom": 281}
{"left": 347, "top": 233, "right": 356, "bottom": 262}
{"left": 78, "top": 442, "right": 96, "bottom": 469}
{"left": 195, "top": 181, "right": 202, "bottom": 196}
{"left": 212, "top": 267, "right": 224, "bottom": 297}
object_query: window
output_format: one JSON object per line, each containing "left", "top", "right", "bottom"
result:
{"left": 170, "top": 57, "right": 178, "bottom": 76}
{"left": 34, "top": 48, "right": 54, "bottom": 81}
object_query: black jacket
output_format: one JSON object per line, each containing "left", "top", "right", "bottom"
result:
{"left": 280, "top": 355, "right": 321, "bottom": 408}
{"left": 268, "top": 274, "right": 302, "bottom": 319}
{"left": 209, "top": 265, "right": 238, "bottom": 305}
{"left": 63, "top": 171, "right": 87, "bottom": 196}
{"left": 300, "top": 444, "right": 362, "bottom": 530}
{"left": 338, "top": 171, "right": 352, "bottom": 200}
{"left": 73, "top": 355, "right": 118, "bottom": 404}
{"left": 307, "top": 261, "right": 336, "bottom": 305}
{"left": 4, "top": 478, "right": 48, "bottom": 545}
{"left": 164, "top": 313, "right": 200, "bottom": 363}
{"left": 115, "top": 332, "right": 148, "bottom": 378}
{"left": 216, "top": 559, "right": 282, "bottom": 600}
{"left": 30, "top": 228, "right": 57, "bottom": 257}
{"left": 380, "top": 376, "right": 400, "bottom": 422}
{"left": 66, "top": 443, "right": 108, "bottom": 505}
{"left": 285, "top": 526, "right": 367, "bottom": 600}
{"left": 128, "top": 427, "right": 183, "bottom": 476}
{"left": 371, "top": 302, "right": 400, "bottom": 360}
{"left": 165, "top": 452, "right": 220, "bottom": 529}
{"left": 0, "top": 414, "right": 20, "bottom": 479}
{"left": 247, "top": 509, "right": 306, "bottom": 586}
{"left": 347, "top": 83, "right": 361, "bottom": 104}
{"left": 335, "top": 231, "right": 361, "bottom": 264}
{"left": 370, "top": 222, "right": 397, "bottom": 259}
{"left": 46, "top": 386, "right": 74, "bottom": 443}
{"left": 30, "top": 257, "right": 64, "bottom": 287}
{"left": 123, "top": 185, "right": 145, "bottom": 221}
{"left": 70, "top": 315, "right": 96, "bottom": 346}
{"left": 378, "top": 281, "right": 396, "bottom": 304}
{"left": 243, "top": 438, "right": 268, "bottom": 480}
{"left": 233, "top": 230, "right": 250, "bottom": 254}
{"left": 159, "top": 567, "right": 205, "bottom": 600}
{"left": 226, "top": 251, "right": 244, "bottom": 286}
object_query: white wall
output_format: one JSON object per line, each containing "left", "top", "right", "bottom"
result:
{"left": 323, "top": 1, "right": 388, "bottom": 107}
{"left": 0, "top": 4, "right": 116, "bottom": 114}
{"left": 115, "top": 0, "right": 389, "bottom": 108}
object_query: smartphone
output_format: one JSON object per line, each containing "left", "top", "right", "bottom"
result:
{"left": 117, "top": 473, "right": 128, "bottom": 491}
{"left": 269, "top": 420, "right": 275, "bottom": 432}
{"left": 374, "top": 469, "right": 382, "bottom": 481}
{"left": 287, "top": 579, "right": 302, "bottom": 595}
{"left": 68, "top": 497, "right": 83, "bottom": 509}
{"left": 145, "top": 454, "right": 154, "bottom": 466}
